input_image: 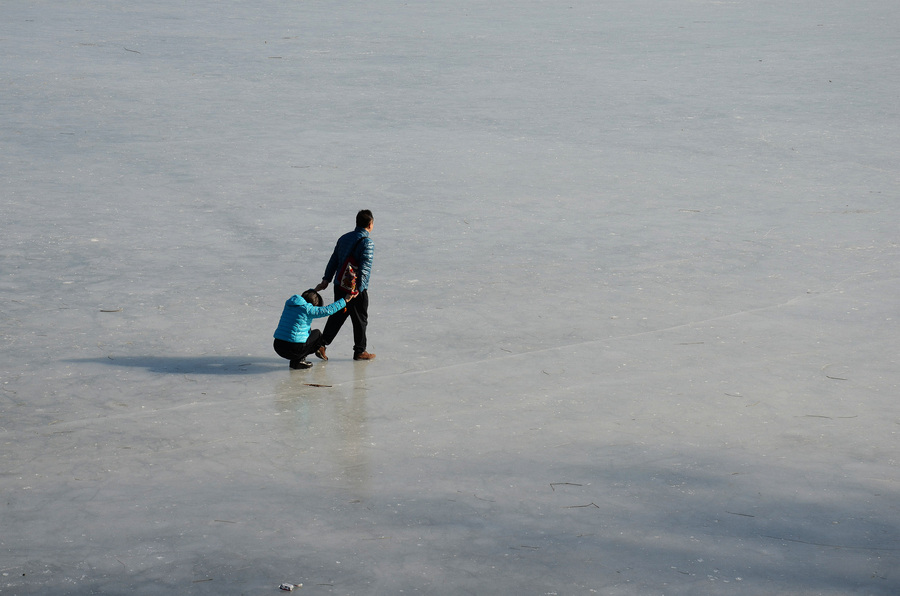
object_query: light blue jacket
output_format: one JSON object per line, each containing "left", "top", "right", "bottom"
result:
{"left": 323, "top": 228, "right": 374, "bottom": 292}
{"left": 273, "top": 295, "right": 346, "bottom": 343}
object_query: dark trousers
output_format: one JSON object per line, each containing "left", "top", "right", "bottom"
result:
{"left": 322, "top": 288, "right": 368, "bottom": 355}
{"left": 273, "top": 329, "right": 324, "bottom": 365}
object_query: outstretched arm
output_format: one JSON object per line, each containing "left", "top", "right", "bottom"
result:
{"left": 306, "top": 297, "right": 348, "bottom": 318}
{"left": 319, "top": 241, "right": 341, "bottom": 290}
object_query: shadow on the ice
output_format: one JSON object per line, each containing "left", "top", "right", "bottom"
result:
{"left": 66, "top": 355, "right": 285, "bottom": 375}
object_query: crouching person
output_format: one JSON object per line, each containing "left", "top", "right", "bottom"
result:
{"left": 273, "top": 289, "right": 353, "bottom": 369}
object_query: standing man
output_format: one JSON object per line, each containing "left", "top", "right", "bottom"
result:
{"left": 314, "top": 210, "right": 376, "bottom": 361}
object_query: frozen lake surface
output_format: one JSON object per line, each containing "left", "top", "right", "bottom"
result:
{"left": 2, "top": 1, "right": 898, "bottom": 594}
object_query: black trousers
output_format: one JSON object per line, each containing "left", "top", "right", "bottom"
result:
{"left": 273, "top": 329, "right": 324, "bottom": 365}
{"left": 322, "top": 288, "right": 368, "bottom": 355}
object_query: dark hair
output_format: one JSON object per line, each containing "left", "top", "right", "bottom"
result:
{"left": 301, "top": 289, "right": 323, "bottom": 307}
{"left": 356, "top": 209, "right": 374, "bottom": 229}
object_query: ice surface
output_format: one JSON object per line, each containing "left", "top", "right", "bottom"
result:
{"left": 2, "top": 1, "right": 898, "bottom": 594}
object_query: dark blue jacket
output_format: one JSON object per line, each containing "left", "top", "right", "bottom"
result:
{"left": 323, "top": 227, "right": 374, "bottom": 291}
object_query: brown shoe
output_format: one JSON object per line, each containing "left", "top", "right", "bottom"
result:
{"left": 353, "top": 351, "right": 376, "bottom": 361}
{"left": 314, "top": 346, "right": 328, "bottom": 361}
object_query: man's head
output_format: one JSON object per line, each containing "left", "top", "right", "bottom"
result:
{"left": 356, "top": 209, "right": 374, "bottom": 230}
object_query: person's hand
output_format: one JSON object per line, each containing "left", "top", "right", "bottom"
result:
{"left": 315, "top": 280, "right": 328, "bottom": 292}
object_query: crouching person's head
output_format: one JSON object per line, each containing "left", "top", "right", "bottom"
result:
{"left": 301, "top": 289, "right": 323, "bottom": 307}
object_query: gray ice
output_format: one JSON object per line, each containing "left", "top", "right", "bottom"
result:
{"left": 2, "top": 1, "right": 898, "bottom": 594}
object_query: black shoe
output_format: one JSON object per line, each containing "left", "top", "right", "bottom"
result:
{"left": 290, "top": 359, "right": 313, "bottom": 369}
